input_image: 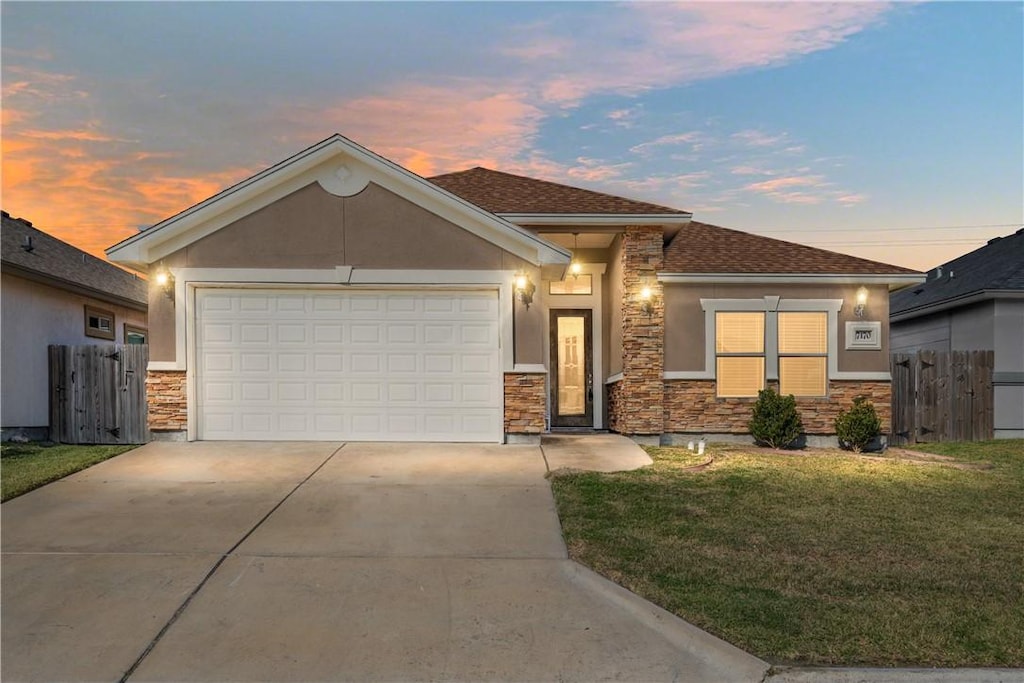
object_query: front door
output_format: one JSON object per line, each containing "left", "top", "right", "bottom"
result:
{"left": 550, "top": 309, "right": 593, "bottom": 428}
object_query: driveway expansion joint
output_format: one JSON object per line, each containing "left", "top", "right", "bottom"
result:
{"left": 117, "top": 443, "right": 346, "bottom": 683}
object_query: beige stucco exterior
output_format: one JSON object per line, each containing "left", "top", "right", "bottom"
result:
{"left": 663, "top": 282, "right": 891, "bottom": 374}
{"left": 149, "top": 182, "right": 542, "bottom": 365}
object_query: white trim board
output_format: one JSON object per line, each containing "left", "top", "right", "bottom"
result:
{"left": 160, "top": 267, "right": 519, "bottom": 374}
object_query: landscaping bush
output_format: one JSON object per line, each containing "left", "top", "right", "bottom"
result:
{"left": 835, "top": 396, "right": 882, "bottom": 452}
{"left": 749, "top": 388, "right": 803, "bottom": 448}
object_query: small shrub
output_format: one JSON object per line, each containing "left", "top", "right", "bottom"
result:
{"left": 835, "top": 396, "right": 881, "bottom": 452}
{"left": 749, "top": 388, "right": 803, "bottom": 449}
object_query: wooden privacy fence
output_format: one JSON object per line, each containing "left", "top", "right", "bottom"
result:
{"left": 890, "top": 349, "right": 993, "bottom": 445}
{"left": 49, "top": 344, "right": 149, "bottom": 444}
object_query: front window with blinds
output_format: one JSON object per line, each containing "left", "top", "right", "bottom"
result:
{"left": 778, "top": 312, "right": 828, "bottom": 396}
{"left": 715, "top": 312, "right": 765, "bottom": 397}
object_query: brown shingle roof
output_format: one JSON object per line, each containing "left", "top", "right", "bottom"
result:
{"left": 663, "top": 221, "right": 921, "bottom": 275}
{"left": 1, "top": 211, "right": 147, "bottom": 308}
{"left": 429, "top": 167, "right": 688, "bottom": 216}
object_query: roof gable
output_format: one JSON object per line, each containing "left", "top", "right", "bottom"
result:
{"left": 891, "top": 228, "right": 1024, "bottom": 315}
{"left": 106, "top": 135, "right": 570, "bottom": 269}
{"left": 429, "top": 167, "right": 690, "bottom": 217}
{"left": 2, "top": 212, "right": 147, "bottom": 308}
{"left": 663, "top": 221, "right": 921, "bottom": 278}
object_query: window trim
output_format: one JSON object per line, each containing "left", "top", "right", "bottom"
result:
{"left": 124, "top": 323, "right": 148, "bottom": 344}
{"left": 84, "top": 305, "right": 115, "bottom": 341}
{"left": 692, "top": 297, "right": 846, "bottom": 390}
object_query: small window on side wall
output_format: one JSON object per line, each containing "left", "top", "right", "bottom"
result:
{"left": 124, "top": 324, "right": 147, "bottom": 344}
{"left": 549, "top": 274, "right": 592, "bottom": 295}
{"left": 85, "top": 305, "right": 115, "bottom": 340}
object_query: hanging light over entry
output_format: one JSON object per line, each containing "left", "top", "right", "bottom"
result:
{"left": 569, "top": 232, "right": 583, "bottom": 278}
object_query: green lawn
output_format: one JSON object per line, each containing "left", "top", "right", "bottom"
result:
{"left": 1, "top": 442, "right": 137, "bottom": 502}
{"left": 549, "top": 440, "right": 1024, "bottom": 667}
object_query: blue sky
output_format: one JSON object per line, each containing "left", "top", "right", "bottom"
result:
{"left": 2, "top": 1, "right": 1021, "bottom": 270}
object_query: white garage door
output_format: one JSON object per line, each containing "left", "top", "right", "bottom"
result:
{"left": 195, "top": 288, "right": 502, "bottom": 442}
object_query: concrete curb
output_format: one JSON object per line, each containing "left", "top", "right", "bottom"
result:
{"left": 766, "top": 667, "right": 1024, "bottom": 683}
{"left": 565, "top": 561, "right": 771, "bottom": 682}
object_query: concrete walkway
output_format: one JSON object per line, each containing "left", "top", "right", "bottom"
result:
{"left": 541, "top": 432, "right": 653, "bottom": 472}
{"left": 2, "top": 441, "right": 767, "bottom": 682}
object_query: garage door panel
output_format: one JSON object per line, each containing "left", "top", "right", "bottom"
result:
{"left": 196, "top": 289, "right": 502, "bottom": 441}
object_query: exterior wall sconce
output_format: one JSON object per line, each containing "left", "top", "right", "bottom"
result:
{"left": 514, "top": 271, "right": 536, "bottom": 310}
{"left": 639, "top": 284, "right": 654, "bottom": 317}
{"left": 569, "top": 232, "right": 583, "bottom": 278}
{"left": 154, "top": 264, "right": 175, "bottom": 300}
{"left": 854, "top": 286, "right": 869, "bottom": 318}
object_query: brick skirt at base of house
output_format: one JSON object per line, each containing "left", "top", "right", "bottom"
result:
{"left": 663, "top": 379, "right": 892, "bottom": 436}
{"left": 146, "top": 370, "right": 187, "bottom": 433}
{"left": 504, "top": 373, "right": 546, "bottom": 441}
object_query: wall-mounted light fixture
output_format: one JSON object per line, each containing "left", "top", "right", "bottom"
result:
{"left": 639, "top": 282, "right": 655, "bottom": 317}
{"left": 569, "top": 232, "right": 583, "bottom": 278}
{"left": 514, "top": 271, "right": 536, "bottom": 310}
{"left": 154, "top": 263, "right": 175, "bottom": 300}
{"left": 854, "top": 286, "right": 869, "bottom": 318}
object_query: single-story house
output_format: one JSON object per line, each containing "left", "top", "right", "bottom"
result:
{"left": 890, "top": 228, "right": 1024, "bottom": 438}
{"left": 106, "top": 135, "right": 922, "bottom": 444}
{"left": 2, "top": 211, "right": 148, "bottom": 441}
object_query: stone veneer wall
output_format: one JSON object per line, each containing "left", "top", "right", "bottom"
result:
{"left": 147, "top": 370, "right": 187, "bottom": 432}
{"left": 664, "top": 380, "right": 892, "bottom": 435}
{"left": 606, "top": 380, "right": 623, "bottom": 433}
{"left": 612, "top": 226, "right": 665, "bottom": 434}
{"left": 504, "top": 373, "right": 546, "bottom": 434}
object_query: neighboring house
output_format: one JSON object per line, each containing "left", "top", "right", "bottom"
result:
{"left": 106, "top": 135, "right": 921, "bottom": 444}
{"left": 1, "top": 212, "right": 148, "bottom": 441}
{"left": 890, "top": 228, "right": 1024, "bottom": 438}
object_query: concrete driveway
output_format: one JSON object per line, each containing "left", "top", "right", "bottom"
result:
{"left": 2, "top": 441, "right": 767, "bottom": 682}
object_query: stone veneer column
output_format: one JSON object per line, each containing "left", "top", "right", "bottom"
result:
{"left": 503, "top": 373, "right": 547, "bottom": 436}
{"left": 146, "top": 370, "right": 187, "bottom": 433}
{"left": 614, "top": 226, "right": 665, "bottom": 435}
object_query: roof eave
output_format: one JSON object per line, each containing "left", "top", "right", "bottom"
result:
{"left": 500, "top": 213, "right": 693, "bottom": 226}
{"left": 658, "top": 273, "right": 925, "bottom": 290}
{"left": 2, "top": 261, "right": 148, "bottom": 311}
{"left": 890, "top": 289, "right": 1024, "bottom": 322}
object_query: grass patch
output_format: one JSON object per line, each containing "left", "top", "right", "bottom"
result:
{"left": 2, "top": 442, "right": 136, "bottom": 502}
{"left": 550, "top": 440, "right": 1024, "bottom": 667}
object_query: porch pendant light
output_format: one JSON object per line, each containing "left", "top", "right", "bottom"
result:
{"left": 569, "top": 232, "right": 582, "bottom": 278}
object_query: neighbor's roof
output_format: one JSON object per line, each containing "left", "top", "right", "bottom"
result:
{"left": 890, "top": 227, "right": 1024, "bottom": 316}
{"left": 429, "top": 167, "right": 690, "bottom": 216}
{"left": 662, "top": 220, "right": 922, "bottom": 276}
{"left": 1, "top": 211, "right": 147, "bottom": 309}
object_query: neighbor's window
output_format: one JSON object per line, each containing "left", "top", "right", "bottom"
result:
{"left": 125, "top": 324, "right": 148, "bottom": 345}
{"left": 549, "top": 274, "right": 593, "bottom": 295}
{"left": 715, "top": 312, "right": 765, "bottom": 397}
{"left": 84, "top": 305, "right": 115, "bottom": 341}
{"left": 778, "top": 312, "right": 828, "bottom": 397}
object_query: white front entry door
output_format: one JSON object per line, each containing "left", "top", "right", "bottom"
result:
{"left": 194, "top": 288, "right": 502, "bottom": 442}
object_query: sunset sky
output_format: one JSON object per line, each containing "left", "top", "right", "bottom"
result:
{"left": 2, "top": 1, "right": 1021, "bottom": 272}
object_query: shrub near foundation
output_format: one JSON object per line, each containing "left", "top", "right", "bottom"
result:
{"left": 748, "top": 388, "right": 803, "bottom": 449}
{"left": 835, "top": 396, "right": 882, "bottom": 452}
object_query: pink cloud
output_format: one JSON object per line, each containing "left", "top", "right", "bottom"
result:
{"left": 511, "top": 3, "right": 891, "bottom": 105}
{"left": 731, "top": 165, "right": 776, "bottom": 176}
{"left": 745, "top": 175, "right": 827, "bottom": 193}
{"left": 731, "top": 130, "right": 790, "bottom": 147}
{"left": 630, "top": 132, "right": 707, "bottom": 156}
{"left": 292, "top": 84, "right": 546, "bottom": 176}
